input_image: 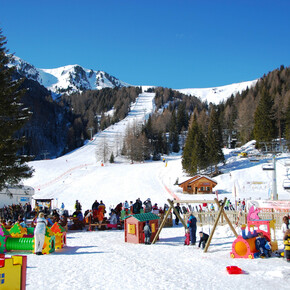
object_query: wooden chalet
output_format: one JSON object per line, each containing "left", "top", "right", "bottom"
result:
{"left": 178, "top": 175, "right": 217, "bottom": 194}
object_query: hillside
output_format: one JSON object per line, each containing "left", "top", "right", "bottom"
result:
{"left": 176, "top": 79, "right": 257, "bottom": 104}
{"left": 24, "top": 92, "right": 290, "bottom": 212}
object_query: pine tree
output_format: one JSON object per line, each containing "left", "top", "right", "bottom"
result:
{"left": 207, "top": 108, "right": 225, "bottom": 174}
{"left": 176, "top": 102, "right": 188, "bottom": 133}
{"left": 253, "top": 86, "right": 275, "bottom": 143}
{"left": 169, "top": 111, "right": 179, "bottom": 152}
{"left": 182, "top": 115, "right": 206, "bottom": 175}
{"left": 109, "top": 152, "right": 114, "bottom": 163}
{"left": 0, "top": 29, "right": 33, "bottom": 190}
{"left": 285, "top": 98, "right": 290, "bottom": 141}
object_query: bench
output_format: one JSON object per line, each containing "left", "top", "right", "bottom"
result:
{"left": 88, "top": 222, "right": 123, "bottom": 231}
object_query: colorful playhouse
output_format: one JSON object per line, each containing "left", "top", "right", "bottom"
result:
{"left": 124, "top": 212, "right": 160, "bottom": 244}
{"left": 50, "top": 223, "right": 67, "bottom": 249}
{"left": 230, "top": 218, "right": 278, "bottom": 259}
{"left": 0, "top": 222, "right": 68, "bottom": 255}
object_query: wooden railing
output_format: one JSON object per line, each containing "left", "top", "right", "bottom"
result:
{"left": 182, "top": 211, "right": 286, "bottom": 229}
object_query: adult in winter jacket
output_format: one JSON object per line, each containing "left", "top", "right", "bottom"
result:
{"left": 109, "top": 210, "right": 118, "bottom": 225}
{"left": 133, "top": 200, "right": 141, "bottom": 214}
{"left": 143, "top": 221, "right": 152, "bottom": 244}
{"left": 187, "top": 214, "right": 197, "bottom": 245}
{"left": 124, "top": 200, "right": 130, "bottom": 210}
{"left": 92, "top": 200, "right": 99, "bottom": 210}
{"left": 143, "top": 198, "right": 152, "bottom": 213}
{"left": 34, "top": 212, "right": 47, "bottom": 255}
{"left": 75, "top": 200, "right": 82, "bottom": 211}
{"left": 174, "top": 203, "right": 182, "bottom": 225}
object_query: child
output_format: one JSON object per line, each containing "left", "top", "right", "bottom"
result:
{"left": 184, "top": 229, "right": 190, "bottom": 245}
{"left": 283, "top": 229, "right": 290, "bottom": 263}
{"left": 198, "top": 231, "right": 209, "bottom": 249}
{"left": 34, "top": 212, "right": 47, "bottom": 255}
{"left": 281, "top": 216, "right": 289, "bottom": 235}
{"left": 255, "top": 232, "right": 271, "bottom": 258}
{"left": 143, "top": 221, "right": 152, "bottom": 244}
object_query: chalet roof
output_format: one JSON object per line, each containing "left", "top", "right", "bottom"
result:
{"left": 178, "top": 175, "right": 201, "bottom": 185}
{"left": 178, "top": 175, "right": 217, "bottom": 186}
{"left": 124, "top": 212, "right": 160, "bottom": 222}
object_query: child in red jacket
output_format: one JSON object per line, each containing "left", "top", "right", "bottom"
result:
{"left": 184, "top": 229, "right": 190, "bottom": 245}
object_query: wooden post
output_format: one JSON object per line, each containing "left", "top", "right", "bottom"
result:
{"left": 214, "top": 199, "right": 238, "bottom": 238}
{"left": 204, "top": 198, "right": 227, "bottom": 253}
{"left": 151, "top": 204, "right": 173, "bottom": 244}
{"left": 168, "top": 199, "right": 187, "bottom": 229}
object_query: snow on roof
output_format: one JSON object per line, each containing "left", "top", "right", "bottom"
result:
{"left": 178, "top": 175, "right": 217, "bottom": 186}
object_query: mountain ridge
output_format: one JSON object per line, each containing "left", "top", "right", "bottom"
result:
{"left": 9, "top": 55, "right": 258, "bottom": 104}
{"left": 8, "top": 55, "right": 130, "bottom": 94}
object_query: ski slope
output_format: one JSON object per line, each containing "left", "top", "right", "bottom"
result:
{"left": 25, "top": 92, "right": 175, "bottom": 210}
{"left": 17, "top": 91, "right": 290, "bottom": 290}
{"left": 24, "top": 91, "right": 290, "bottom": 212}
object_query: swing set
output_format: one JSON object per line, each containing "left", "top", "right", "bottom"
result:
{"left": 151, "top": 198, "right": 238, "bottom": 252}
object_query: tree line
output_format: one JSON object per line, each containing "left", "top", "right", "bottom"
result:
{"left": 1, "top": 23, "right": 290, "bottom": 190}
{"left": 123, "top": 66, "right": 290, "bottom": 175}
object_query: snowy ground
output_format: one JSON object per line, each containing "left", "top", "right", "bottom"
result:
{"left": 20, "top": 224, "right": 290, "bottom": 290}
{"left": 11, "top": 91, "right": 290, "bottom": 289}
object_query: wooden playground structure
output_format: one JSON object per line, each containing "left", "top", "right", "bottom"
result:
{"left": 152, "top": 198, "right": 238, "bottom": 252}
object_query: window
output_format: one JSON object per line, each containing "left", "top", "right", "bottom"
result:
{"left": 128, "top": 223, "right": 136, "bottom": 235}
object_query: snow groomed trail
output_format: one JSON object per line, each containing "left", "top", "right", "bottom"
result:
{"left": 26, "top": 93, "right": 174, "bottom": 210}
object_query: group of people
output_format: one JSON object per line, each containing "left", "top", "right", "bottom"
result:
{"left": 0, "top": 202, "right": 33, "bottom": 224}
{"left": 249, "top": 215, "right": 290, "bottom": 261}
{"left": 182, "top": 213, "right": 209, "bottom": 249}
{"left": 181, "top": 210, "right": 290, "bottom": 261}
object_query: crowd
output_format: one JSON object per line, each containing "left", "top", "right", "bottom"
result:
{"left": 0, "top": 202, "right": 34, "bottom": 223}
{"left": 0, "top": 202, "right": 68, "bottom": 231}
{"left": 0, "top": 197, "right": 289, "bottom": 261}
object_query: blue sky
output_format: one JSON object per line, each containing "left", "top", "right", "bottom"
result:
{"left": 1, "top": 0, "right": 290, "bottom": 88}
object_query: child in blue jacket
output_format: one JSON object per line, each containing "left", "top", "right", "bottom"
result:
{"left": 255, "top": 232, "right": 271, "bottom": 258}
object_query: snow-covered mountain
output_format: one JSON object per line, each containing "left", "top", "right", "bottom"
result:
{"left": 9, "top": 55, "right": 258, "bottom": 103}
{"left": 8, "top": 55, "right": 129, "bottom": 94}
{"left": 176, "top": 79, "right": 258, "bottom": 104}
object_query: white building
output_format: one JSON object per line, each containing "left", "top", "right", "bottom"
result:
{"left": 0, "top": 185, "right": 34, "bottom": 207}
